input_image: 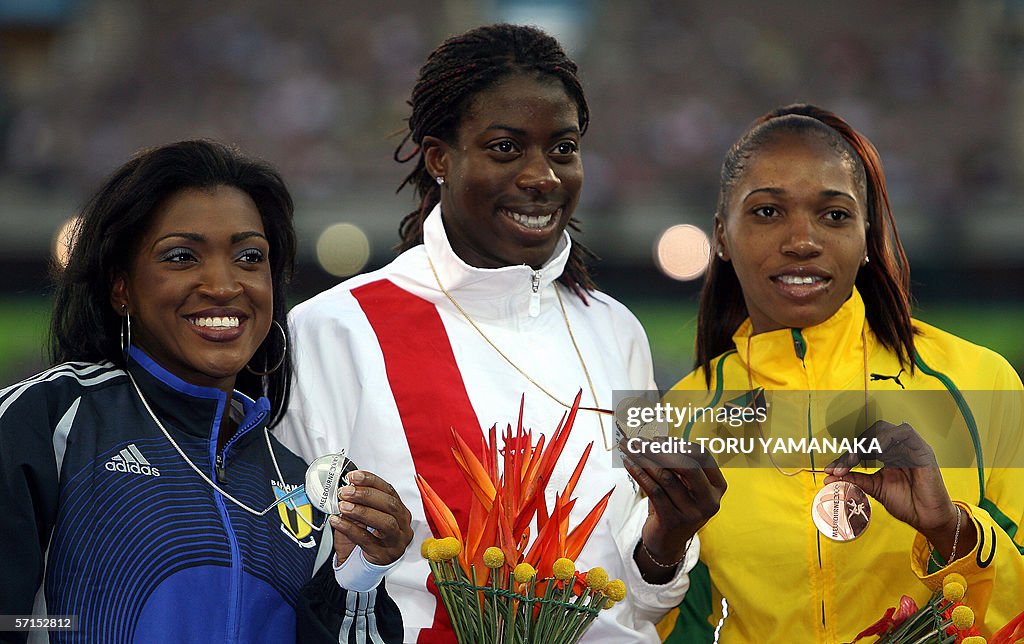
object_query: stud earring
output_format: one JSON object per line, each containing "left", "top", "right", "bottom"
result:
{"left": 864, "top": 254, "right": 870, "bottom": 264}
{"left": 435, "top": 176, "right": 445, "bottom": 186}
{"left": 716, "top": 249, "right": 724, "bottom": 259}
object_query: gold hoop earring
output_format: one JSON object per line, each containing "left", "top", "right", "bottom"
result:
{"left": 246, "top": 320, "right": 287, "bottom": 376}
{"left": 120, "top": 305, "right": 132, "bottom": 355}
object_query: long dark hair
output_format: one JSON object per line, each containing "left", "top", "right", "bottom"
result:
{"left": 695, "top": 104, "right": 915, "bottom": 385}
{"left": 49, "top": 139, "right": 297, "bottom": 426}
{"left": 393, "top": 23, "right": 597, "bottom": 300}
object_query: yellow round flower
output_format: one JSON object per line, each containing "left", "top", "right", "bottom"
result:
{"left": 943, "top": 572, "right": 968, "bottom": 589}
{"left": 951, "top": 605, "right": 975, "bottom": 630}
{"left": 585, "top": 567, "right": 609, "bottom": 592}
{"left": 552, "top": 558, "right": 576, "bottom": 581}
{"left": 425, "top": 541, "right": 442, "bottom": 562}
{"left": 602, "top": 598, "right": 616, "bottom": 610}
{"left": 435, "top": 536, "right": 462, "bottom": 561}
{"left": 961, "top": 637, "right": 986, "bottom": 644}
{"left": 483, "top": 547, "right": 505, "bottom": 569}
{"left": 421, "top": 538, "right": 436, "bottom": 560}
{"left": 513, "top": 563, "right": 537, "bottom": 584}
{"left": 604, "top": 579, "right": 627, "bottom": 602}
{"left": 943, "top": 581, "right": 966, "bottom": 602}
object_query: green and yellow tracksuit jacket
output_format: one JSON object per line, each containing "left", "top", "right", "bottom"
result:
{"left": 659, "top": 290, "right": 1023, "bottom": 643}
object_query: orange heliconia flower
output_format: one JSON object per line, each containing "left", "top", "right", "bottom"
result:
{"left": 415, "top": 391, "right": 612, "bottom": 585}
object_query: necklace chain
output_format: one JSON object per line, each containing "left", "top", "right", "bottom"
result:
{"left": 127, "top": 370, "right": 306, "bottom": 517}
{"left": 427, "top": 254, "right": 612, "bottom": 451}
{"left": 745, "top": 327, "right": 869, "bottom": 476}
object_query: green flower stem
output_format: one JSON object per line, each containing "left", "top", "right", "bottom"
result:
{"left": 878, "top": 592, "right": 945, "bottom": 643}
{"left": 556, "top": 588, "right": 597, "bottom": 644}
{"left": 432, "top": 560, "right": 471, "bottom": 643}
{"left": 469, "top": 566, "right": 487, "bottom": 640}
{"left": 523, "top": 577, "right": 538, "bottom": 640}
{"left": 534, "top": 579, "right": 561, "bottom": 643}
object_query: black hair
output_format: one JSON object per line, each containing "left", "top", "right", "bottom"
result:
{"left": 49, "top": 139, "right": 297, "bottom": 426}
{"left": 394, "top": 23, "right": 597, "bottom": 299}
{"left": 696, "top": 104, "right": 914, "bottom": 385}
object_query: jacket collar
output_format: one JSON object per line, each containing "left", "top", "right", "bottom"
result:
{"left": 732, "top": 289, "right": 873, "bottom": 389}
{"left": 126, "top": 346, "right": 271, "bottom": 443}
{"left": 422, "top": 204, "right": 571, "bottom": 315}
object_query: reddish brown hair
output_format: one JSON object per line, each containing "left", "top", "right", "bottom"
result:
{"left": 695, "top": 104, "right": 915, "bottom": 385}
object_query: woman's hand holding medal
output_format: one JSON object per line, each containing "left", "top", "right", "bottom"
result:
{"left": 329, "top": 470, "right": 414, "bottom": 566}
{"left": 824, "top": 420, "right": 976, "bottom": 563}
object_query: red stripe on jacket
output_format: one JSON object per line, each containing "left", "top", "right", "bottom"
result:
{"left": 353, "top": 279, "right": 485, "bottom": 642}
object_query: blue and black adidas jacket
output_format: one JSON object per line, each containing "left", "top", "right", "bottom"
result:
{"left": 0, "top": 347, "right": 401, "bottom": 643}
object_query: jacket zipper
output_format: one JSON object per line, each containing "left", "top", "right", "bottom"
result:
{"left": 793, "top": 328, "right": 828, "bottom": 637}
{"left": 529, "top": 270, "right": 542, "bottom": 317}
{"left": 215, "top": 406, "right": 267, "bottom": 484}
{"left": 210, "top": 402, "right": 244, "bottom": 643}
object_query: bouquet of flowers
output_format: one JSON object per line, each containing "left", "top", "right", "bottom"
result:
{"left": 416, "top": 392, "right": 624, "bottom": 643}
{"left": 850, "top": 573, "right": 1024, "bottom": 644}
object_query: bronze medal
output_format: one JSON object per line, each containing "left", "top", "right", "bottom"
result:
{"left": 811, "top": 481, "right": 871, "bottom": 541}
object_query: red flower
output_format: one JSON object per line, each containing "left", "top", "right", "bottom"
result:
{"left": 991, "top": 609, "right": 1024, "bottom": 644}
{"left": 892, "top": 595, "right": 919, "bottom": 625}
{"left": 851, "top": 596, "right": 920, "bottom": 642}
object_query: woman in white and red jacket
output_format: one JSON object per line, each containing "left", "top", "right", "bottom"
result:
{"left": 277, "top": 24, "right": 724, "bottom": 644}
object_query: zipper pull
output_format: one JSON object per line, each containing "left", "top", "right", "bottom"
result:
{"left": 529, "top": 270, "right": 541, "bottom": 317}
{"left": 791, "top": 329, "right": 807, "bottom": 361}
{"left": 216, "top": 453, "right": 227, "bottom": 483}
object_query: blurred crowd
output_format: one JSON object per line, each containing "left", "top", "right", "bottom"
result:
{"left": 2, "top": 0, "right": 1024, "bottom": 262}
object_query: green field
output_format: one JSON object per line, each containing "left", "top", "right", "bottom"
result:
{"left": 0, "top": 296, "right": 52, "bottom": 385}
{"left": 3, "top": 296, "right": 1021, "bottom": 389}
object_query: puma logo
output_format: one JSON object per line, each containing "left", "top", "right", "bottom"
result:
{"left": 870, "top": 368, "right": 905, "bottom": 389}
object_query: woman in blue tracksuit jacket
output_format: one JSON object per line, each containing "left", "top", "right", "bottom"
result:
{"left": 0, "top": 140, "right": 409, "bottom": 643}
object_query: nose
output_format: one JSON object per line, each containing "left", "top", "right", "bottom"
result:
{"left": 197, "top": 259, "right": 244, "bottom": 301}
{"left": 515, "top": 150, "right": 560, "bottom": 194}
{"left": 780, "top": 215, "right": 823, "bottom": 258}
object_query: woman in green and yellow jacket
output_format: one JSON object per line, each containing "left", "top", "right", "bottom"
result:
{"left": 655, "top": 105, "right": 1023, "bottom": 643}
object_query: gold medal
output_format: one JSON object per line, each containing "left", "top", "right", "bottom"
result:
{"left": 811, "top": 481, "right": 871, "bottom": 541}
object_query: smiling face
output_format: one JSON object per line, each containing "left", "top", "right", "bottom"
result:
{"left": 423, "top": 72, "right": 583, "bottom": 269}
{"left": 717, "top": 131, "right": 868, "bottom": 334}
{"left": 111, "top": 185, "right": 273, "bottom": 392}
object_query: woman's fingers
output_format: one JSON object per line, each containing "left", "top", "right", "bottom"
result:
{"left": 825, "top": 420, "right": 935, "bottom": 476}
{"left": 331, "top": 470, "right": 413, "bottom": 564}
{"left": 621, "top": 438, "right": 725, "bottom": 522}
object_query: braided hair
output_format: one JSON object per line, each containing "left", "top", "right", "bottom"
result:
{"left": 696, "top": 104, "right": 915, "bottom": 385}
{"left": 394, "top": 23, "right": 597, "bottom": 300}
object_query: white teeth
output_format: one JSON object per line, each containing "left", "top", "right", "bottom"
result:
{"left": 504, "top": 209, "right": 557, "bottom": 230}
{"left": 778, "top": 275, "right": 822, "bottom": 285}
{"left": 192, "top": 316, "right": 239, "bottom": 328}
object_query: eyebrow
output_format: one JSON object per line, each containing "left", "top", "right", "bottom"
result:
{"left": 743, "top": 187, "right": 857, "bottom": 201}
{"left": 152, "top": 231, "right": 268, "bottom": 245}
{"left": 484, "top": 124, "right": 580, "bottom": 137}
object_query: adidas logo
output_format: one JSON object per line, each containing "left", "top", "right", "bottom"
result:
{"left": 105, "top": 444, "right": 161, "bottom": 477}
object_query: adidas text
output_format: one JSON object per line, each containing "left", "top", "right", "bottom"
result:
{"left": 105, "top": 460, "right": 161, "bottom": 476}
{"left": 106, "top": 444, "right": 161, "bottom": 477}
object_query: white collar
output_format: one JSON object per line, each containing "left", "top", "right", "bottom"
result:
{"left": 421, "top": 204, "right": 572, "bottom": 301}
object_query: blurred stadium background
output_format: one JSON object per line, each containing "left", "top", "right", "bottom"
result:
{"left": 2, "top": 0, "right": 1023, "bottom": 389}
